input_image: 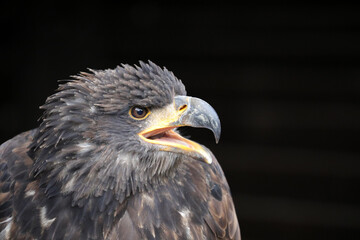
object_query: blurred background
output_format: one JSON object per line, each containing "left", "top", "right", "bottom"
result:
{"left": 1, "top": 2, "right": 359, "bottom": 239}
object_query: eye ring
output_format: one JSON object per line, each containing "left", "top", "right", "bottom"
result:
{"left": 129, "top": 106, "right": 150, "bottom": 120}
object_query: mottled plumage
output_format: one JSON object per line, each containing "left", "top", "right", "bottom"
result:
{"left": 0, "top": 61, "right": 240, "bottom": 239}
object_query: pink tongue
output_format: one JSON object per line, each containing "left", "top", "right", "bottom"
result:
{"left": 156, "top": 132, "right": 193, "bottom": 149}
{"left": 148, "top": 132, "right": 165, "bottom": 140}
{"left": 144, "top": 127, "right": 175, "bottom": 138}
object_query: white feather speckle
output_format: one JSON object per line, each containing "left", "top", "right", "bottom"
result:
{"left": 90, "top": 106, "right": 96, "bottom": 113}
{"left": 77, "top": 142, "right": 94, "bottom": 154}
{"left": 25, "top": 190, "right": 36, "bottom": 198}
{"left": 0, "top": 217, "right": 13, "bottom": 239}
{"left": 179, "top": 209, "right": 192, "bottom": 239}
{"left": 40, "top": 207, "right": 56, "bottom": 229}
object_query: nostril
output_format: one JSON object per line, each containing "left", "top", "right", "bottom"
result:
{"left": 179, "top": 104, "right": 187, "bottom": 111}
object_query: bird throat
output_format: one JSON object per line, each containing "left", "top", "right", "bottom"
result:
{"left": 33, "top": 142, "right": 181, "bottom": 206}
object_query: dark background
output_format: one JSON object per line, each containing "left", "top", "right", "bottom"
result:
{"left": 1, "top": 2, "right": 360, "bottom": 240}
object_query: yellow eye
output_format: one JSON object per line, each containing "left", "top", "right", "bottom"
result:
{"left": 129, "top": 106, "right": 150, "bottom": 120}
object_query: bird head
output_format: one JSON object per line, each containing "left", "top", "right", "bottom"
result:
{"left": 30, "top": 61, "right": 221, "bottom": 201}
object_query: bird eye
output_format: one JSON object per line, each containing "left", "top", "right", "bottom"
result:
{"left": 129, "top": 106, "right": 150, "bottom": 120}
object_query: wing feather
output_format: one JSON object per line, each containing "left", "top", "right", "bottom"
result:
{"left": 204, "top": 158, "right": 241, "bottom": 240}
{"left": 0, "top": 130, "right": 37, "bottom": 239}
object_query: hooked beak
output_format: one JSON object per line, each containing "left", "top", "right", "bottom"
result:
{"left": 138, "top": 96, "right": 221, "bottom": 164}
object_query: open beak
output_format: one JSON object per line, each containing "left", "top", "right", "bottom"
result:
{"left": 138, "top": 96, "right": 221, "bottom": 164}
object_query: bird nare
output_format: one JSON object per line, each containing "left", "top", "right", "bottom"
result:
{"left": 0, "top": 61, "right": 241, "bottom": 239}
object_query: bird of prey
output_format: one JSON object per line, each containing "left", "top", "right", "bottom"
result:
{"left": 0, "top": 61, "right": 240, "bottom": 239}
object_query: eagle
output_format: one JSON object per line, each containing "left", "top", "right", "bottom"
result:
{"left": 0, "top": 61, "right": 240, "bottom": 240}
